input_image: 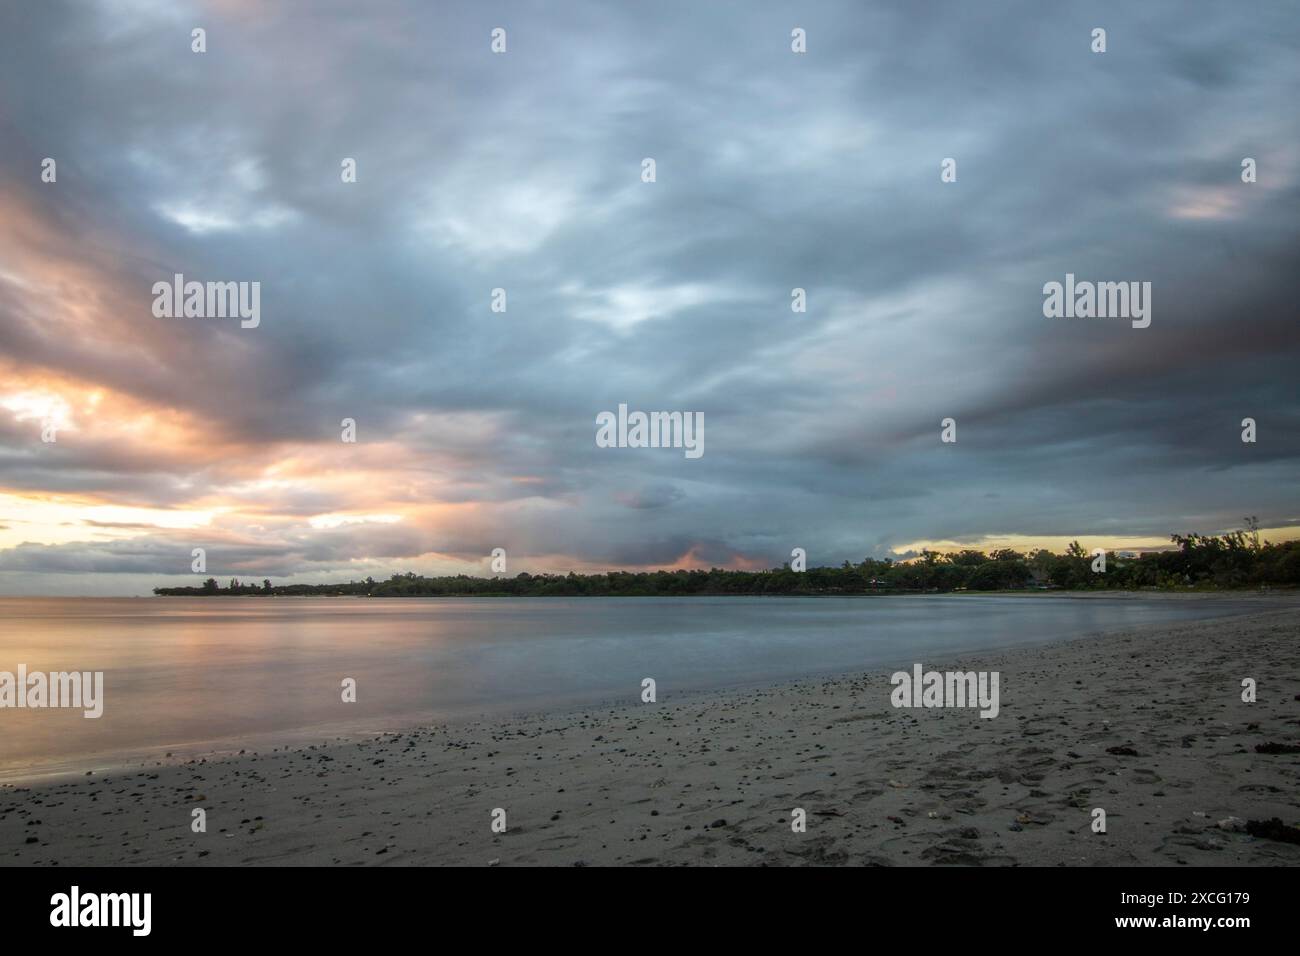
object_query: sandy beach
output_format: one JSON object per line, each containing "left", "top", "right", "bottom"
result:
{"left": 3, "top": 604, "right": 1298, "bottom": 867}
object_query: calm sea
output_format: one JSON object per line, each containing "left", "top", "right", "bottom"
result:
{"left": 0, "top": 594, "right": 1269, "bottom": 779}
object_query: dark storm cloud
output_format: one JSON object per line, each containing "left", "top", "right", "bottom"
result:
{"left": 0, "top": 0, "right": 1297, "bottom": 589}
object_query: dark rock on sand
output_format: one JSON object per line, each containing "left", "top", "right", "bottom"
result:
{"left": 1246, "top": 818, "right": 1300, "bottom": 845}
{"left": 1253, "top": 742, "right": 1300, "bottom": 755}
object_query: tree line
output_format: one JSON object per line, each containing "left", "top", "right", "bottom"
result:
{"left": 154, "top": 522, "right": 1300, "bottom": 597}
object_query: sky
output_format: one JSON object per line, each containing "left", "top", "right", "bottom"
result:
{"left": 0, "top": 0, "right": 1297, "bottom": 596}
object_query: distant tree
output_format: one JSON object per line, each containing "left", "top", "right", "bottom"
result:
{"left": 148, "top": 533, "right": 1300, "bottom": 598}
{"left": 1244, "top": 516, "right": 1261, "bottom": 552}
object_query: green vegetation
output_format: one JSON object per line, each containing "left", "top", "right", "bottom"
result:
{"left": 155, "top": 521, "right": 1300, "bottom": 597}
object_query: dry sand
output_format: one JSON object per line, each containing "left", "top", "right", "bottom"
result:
{"left": 3, "top": 606, "right": 1298, "bottom": 866}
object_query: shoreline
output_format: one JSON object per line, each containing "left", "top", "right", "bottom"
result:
{"left": 138, "top": 587, "right": 1300, "bottom": 599}
{"left": 3, "top": 605, "right": 1298, "bottom": 866}
{"left": 1, "top": 592, "right": 1288, "bottom": 786}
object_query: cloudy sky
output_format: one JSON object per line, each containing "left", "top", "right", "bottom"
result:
{"left": 1, "top": 0, "right": 1297, "bottom": 595}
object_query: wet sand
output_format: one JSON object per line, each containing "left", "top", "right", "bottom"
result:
{"left": 3, "top": 606, "right": 1298, "bottom": 866}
